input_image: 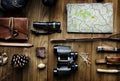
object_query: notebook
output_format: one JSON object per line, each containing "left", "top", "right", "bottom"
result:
{"left": 67, "top": 3, "right": 113, "bottom": 33}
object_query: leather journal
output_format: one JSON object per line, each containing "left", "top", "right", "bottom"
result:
{"left": 0, "top": 17, "right": 28, "bottom": 41}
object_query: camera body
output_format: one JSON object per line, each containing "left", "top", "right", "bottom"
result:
{"left": 53, "top": 45, "right": 78, "bottom": 76}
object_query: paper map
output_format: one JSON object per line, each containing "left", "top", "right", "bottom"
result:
{"left": 67, "top": 3, "right": 113, "bottom": 33}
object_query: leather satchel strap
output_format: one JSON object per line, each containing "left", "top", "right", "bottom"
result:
{"left": 5, "top": 17, "right": 19, "bottom": 40}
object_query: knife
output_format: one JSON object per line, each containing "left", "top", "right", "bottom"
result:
{"left": 97, "top": 68, "right": 120, "bottom": 73}
{"left": 96, "top": 56, "right": 120, "bottom": 65}
{"left": 97, "top": 46, "right": 120, "bottom": 53}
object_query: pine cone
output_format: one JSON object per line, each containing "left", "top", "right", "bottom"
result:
{"left": 11, "top": 54, "right": 29, "bottom": 68}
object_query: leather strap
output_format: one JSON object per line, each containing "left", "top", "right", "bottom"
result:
{"left": 31, "top": 29, "right": 53, "bottom": 35}
{"left": 5, "top": 17, "right": 18, "bottom": 40}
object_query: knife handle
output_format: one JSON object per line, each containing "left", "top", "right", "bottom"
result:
{"left": 97, "top": 46, "right": 120, "bottom": 53}
{"left": 96, "top": 59, "right": 106, "bottom": 64}
{"left": 97, "top": 69, "right": 119, "bottom": 73}
{"left": 106, "top": 56, "right": 120, "bottom": 63}
{"left": 96, "top": 56, "right": 120, "bottom": 65}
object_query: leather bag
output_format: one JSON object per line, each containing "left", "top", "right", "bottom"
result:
{"left": 0, "top": 17, "right": 28, "bottom": 41}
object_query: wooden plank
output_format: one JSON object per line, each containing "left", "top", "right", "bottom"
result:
{"left": 48, "top": 0, "right": 92, "bottom": 81}
{"left": 91, "top": 0, "right": 118, "bottom": 81}
{"left": 0, "top": 0, "right": 120, "bottom": 81}
{"left": 0, "top": 47, "right": 24, "bottom": 81}
{"left": 48, "top": 0, "right": 65, "bottom": 81}
{"left": 117, "top": 0, "right": 120, "bottom": 81}
{"left": 22, "top": 0, "right": 49, "bottom": 81}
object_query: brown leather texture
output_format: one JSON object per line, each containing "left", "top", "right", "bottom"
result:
{"left": 106, "top": 56, "right": 120, "bottom": 63}
{"left": 0, "top": 17, "right": 28, "bottom": 41}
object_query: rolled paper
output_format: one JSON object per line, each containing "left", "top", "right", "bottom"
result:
{"left": 0, "top": 42, "right": 33, "bottom": 47}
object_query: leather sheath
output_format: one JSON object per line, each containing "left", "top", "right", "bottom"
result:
{"left": 0, "top": 17, "right": 28, "bottom": 41}
{"left": 96, "top": 56, "right": 120, "bottom": 65}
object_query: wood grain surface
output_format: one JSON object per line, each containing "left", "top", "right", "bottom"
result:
{"left": 0, "top": 0, "right": 120, "bottom": 81}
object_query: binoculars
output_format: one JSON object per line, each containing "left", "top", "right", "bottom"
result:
{"left": 53, "top": 45, "right": 78, "bottom": 76}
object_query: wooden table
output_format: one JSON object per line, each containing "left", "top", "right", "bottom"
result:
{"left": 0, "top": 0, "right": 120, "bottom": 81}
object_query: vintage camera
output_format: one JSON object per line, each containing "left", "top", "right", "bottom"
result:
{"left": 31, "top": 22, "right": 61, "bottom": 35}
{"left": 53, "top": 45, "right": 78, "bottom": 76}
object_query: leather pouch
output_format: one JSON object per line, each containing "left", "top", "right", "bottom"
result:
{"left": 0, "top": 17, "right": 28, "bottom": 41}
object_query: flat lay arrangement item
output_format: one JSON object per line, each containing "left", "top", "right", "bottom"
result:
{"left": 0, "top": 17, "right": 28, "bottom": 41}
{"left": 50, "top": 33, "right": 120, "bottom": 43}
{"left": 79, "top": 52, "right": 91, "bottom": 66}
{"left": 97, "top": 68, "right": 120, "bottom": 73}
{"left": 0, "top": 52, "right": 8, "bottom": 66}
{"left": 67, "top": 3, "right": 113, "bottom": 33}
{"left": 96, "top": 56, "right": 120, "bottom": 65}
{"left": 97, "top": 46, "right": 120, "bottom": 53}
{"left": 36, "top": 47, "right": 46, "bottom": 70}
{"left": 0, "top": 42, "right": 33, "bottom": 47}
{"left": 11, "top": 54, "right": 29, "bottom": 68}
{"left": 96, "top": 45, "right": 120, "bottom": 74}
{"left": 53, "top": 45, "right": 78, "bottom": 76}
{"left": 38, "top": 63, "right": 46, "bottom": 69}
{"left": 36, "top": 47, "right": 46, "bottom": 59}
{"left": 31, "top": 22, "right": 61, "bottom": 35}
{"left": 0, "top": 0, "right": 119, "bottom": 81}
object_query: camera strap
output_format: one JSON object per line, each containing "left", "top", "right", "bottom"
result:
{"left": 31, "top": 29, "right": 55, "bottom": 35}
